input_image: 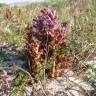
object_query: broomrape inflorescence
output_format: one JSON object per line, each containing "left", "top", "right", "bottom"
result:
{"left": 25, "top": 8, "right": 71, "bottom": 80}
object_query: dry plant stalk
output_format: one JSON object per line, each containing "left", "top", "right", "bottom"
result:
{"left": 5, "top": 8, "right": 11, "bottom": 19}
{"left": 17, "top": 8, "right": 21, "bottom": 17}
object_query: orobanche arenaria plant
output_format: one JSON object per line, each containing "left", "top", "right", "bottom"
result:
{"left": 25, "top": 8, "right": 71, "bottom": 80}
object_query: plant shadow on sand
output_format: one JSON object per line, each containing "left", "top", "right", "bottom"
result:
{"left": 0, "top": 43, "right": 27, "bottom": 68}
